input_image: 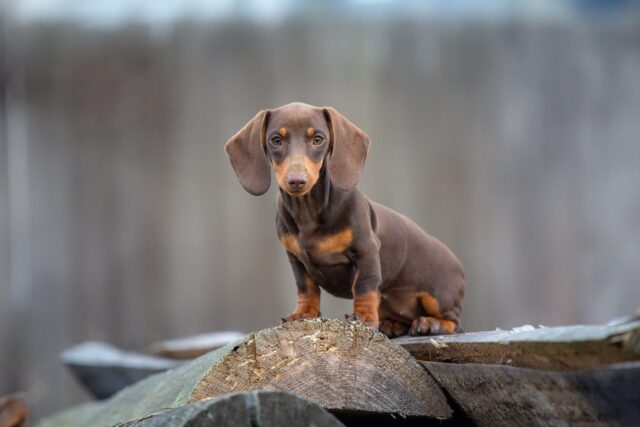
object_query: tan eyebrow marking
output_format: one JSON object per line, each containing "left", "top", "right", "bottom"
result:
{"left": 306, "top": 127, "right": 315, "bottom": 137}
{"left": 278, "top": 128, "right": 287, "bottom": 138}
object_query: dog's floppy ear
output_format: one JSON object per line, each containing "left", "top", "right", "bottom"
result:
{"left": 224, "top": 110, "right": 271, "bottom": 195}
{"left": 323, "top": 107, "right": 371, "bottom": 191}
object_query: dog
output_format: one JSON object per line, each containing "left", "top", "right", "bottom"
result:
{"left": 225, "top": 102, "right": 465, "bottom": 337}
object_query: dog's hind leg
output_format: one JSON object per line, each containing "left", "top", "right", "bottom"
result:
{"left": 408, "top": 291, "right": 461, "bottom": 336}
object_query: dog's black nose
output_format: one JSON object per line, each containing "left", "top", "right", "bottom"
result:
{"left": 287, "top": 171, "right": 308, "bottom": 192}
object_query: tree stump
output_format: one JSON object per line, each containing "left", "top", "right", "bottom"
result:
{"left": 39, "top": 319, "right": 451, "bottom": 427}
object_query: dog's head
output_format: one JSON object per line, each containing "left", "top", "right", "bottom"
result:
{"left": 225, "top": 102, "right": 370, "bottom": 196}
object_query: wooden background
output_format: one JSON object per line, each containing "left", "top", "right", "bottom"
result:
{"left": 1, "top": 13, "right": 640, "bottom": 420}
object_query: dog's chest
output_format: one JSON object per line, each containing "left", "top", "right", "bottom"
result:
{"left": 280, "top": 228, "right": 353, "bottom": 266}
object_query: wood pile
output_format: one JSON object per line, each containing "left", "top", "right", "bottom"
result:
{"left": 38, "top": 318, "right": 640, "bottom": 426}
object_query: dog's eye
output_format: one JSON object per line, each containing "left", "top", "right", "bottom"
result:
{"left": 312, "top": 135, "right": 324, "bottom": 145}
{"left": 271, "top": 135, "right": 282, "bottom": 146}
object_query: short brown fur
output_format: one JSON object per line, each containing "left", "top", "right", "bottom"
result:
{"left": 280, "top": 234, "right": 301, "bottom": 257}
{"left": 417, "top": 292, "right": 441, "bottom": 316}
{"left": 351, "top": 290, "right": 380, "bottom": 325}
{"left": 287, "top": 275, "right": 320, "bottom": 321}
{"left": 273, "top": 156, "right": 322, "bottom": 197}
{"left": 225, "top": 102, "right": 465, "bottom": 337}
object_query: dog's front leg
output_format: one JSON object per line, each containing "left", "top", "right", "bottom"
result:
{"left": 282, "top": 253, "right": 321, "bottom": 323}
{"left": 347, "top": 244, "right": 382, "bottom": 328}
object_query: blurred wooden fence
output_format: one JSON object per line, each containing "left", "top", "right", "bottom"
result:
{"left": 1, "top": 16, "right": 640, "bottom": 420}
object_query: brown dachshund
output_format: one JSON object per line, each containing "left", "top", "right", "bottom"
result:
{"left": 225, "top": 103, "right": 465, "bottom": 337}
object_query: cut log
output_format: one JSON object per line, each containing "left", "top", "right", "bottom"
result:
{"left": 38, "top": 319, "right": 451, "bottom": 427}
{"left": 124, "top": 391, "right": 344, "bottom": 427}
{"left": 61, "top": 342, "right": 183, "bottom": 399}
{"left": 422, "top": 361, "right": 640, "bottom": 426}
{"left": 149, "top": 331, "right": 245, "bottom": 360}
{"left": 38, "top": 391, "right": 344, "bottom": 427}
{"left": 395, "top": 321, "right": 640, "bottom": 370}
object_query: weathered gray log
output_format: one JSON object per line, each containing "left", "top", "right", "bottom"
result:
{"left": 61, "top": 342, "right": 183, "bottom": 399}
{"left": 396, "top": 321, "right": 640, "bottom": 370}
{"left": 38, "top": 319, "right": 451, "bottom": 427}
{"left": 422, "top": 361, "right": 640, "bottom": 426}
{"left": 149, "top": 331, "right": 245, "bottom": 360}
{"left": 121, "top": 391, "right": 344, "bottom": 427}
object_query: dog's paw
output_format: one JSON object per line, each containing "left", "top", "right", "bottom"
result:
{"left": 379, "top": 319, "right": 409, "bottom": 338}
{"left": 409, "top": 316, "right": 457, "bottom": 336}
{"left": 345, "top": 313, "right": 379, "bottom": 329}
{"left": 281, "top": 311, "right": 321, "bottom": 324}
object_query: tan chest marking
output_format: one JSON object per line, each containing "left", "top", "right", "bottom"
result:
{"left": 316, "top": 228, "right": 353, "bottom": 254}
{"left": 280, "top": 234, "right": 301, "bottom": 256}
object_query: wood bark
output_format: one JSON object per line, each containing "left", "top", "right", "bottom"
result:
{"left": 422, "top": 361, "right": 640, "bottom": 426}
{"left": 395, "top": 321, "right": 640, "bottom": 370}
{"left": 38, "top": 319, "right": 451, "bottom": 427}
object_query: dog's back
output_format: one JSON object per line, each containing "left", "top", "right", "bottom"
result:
{"left": 370, "top": 199, "right": 465, "bottom": 329}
